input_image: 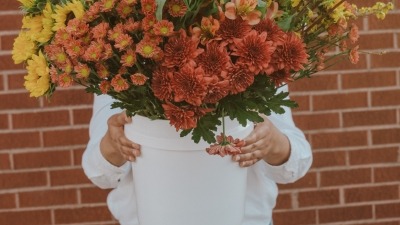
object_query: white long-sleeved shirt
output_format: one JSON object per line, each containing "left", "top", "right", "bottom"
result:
{"left": 82, "top": 86, "right": 312, "bottom": 225}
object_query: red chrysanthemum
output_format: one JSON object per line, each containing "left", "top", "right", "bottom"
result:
{"left": 267, "top": 32, "right": 308, "bottom": 74}
{"left": 196, "top": 42, "right": 231, "bottom": 76}
{"left": 171, "top": 65, "right": 208, "bottom": 106}
{"left": 349, "top": 45, "right": 359, "bottom": 64}
{"left": 206, "top": 133, "right": 245, "bottom": 157}
{"left": 162, "top": 29, "right": 203, "bottom": 68}
{"left": 162, "top": 102, "right": 197, "bottom": 131}
{"left": 268, "top": 69, "right": 293, "bottom": 87}
{"left": 253, "top": 17, "right": 285, "bottom": 46}
{"left": 203, "top": 76, "right": 230, "bottom": 104}
{"left": 151, "top": 67, "right": 174, "bottom": 101}
{"left": 227, "top": 63, "right": 254, "bottom": 94}
{"left": 216, "top": 17, "right": 252, "bottom": 44}
{"left": 231, "top": 30, "right": 275, "bottom": 74}
{"left": 348, "top": 23, "right": 359, "bottom": 44}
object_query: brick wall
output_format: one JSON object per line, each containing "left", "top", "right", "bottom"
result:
{"left": 0, "top": 0, "right": 399, "bottom": 225}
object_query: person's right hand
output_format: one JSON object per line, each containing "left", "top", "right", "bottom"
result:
{"left": 100, "top": 111, "right": 141, "bottom": 166}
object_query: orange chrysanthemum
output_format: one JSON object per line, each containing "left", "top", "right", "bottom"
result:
{"left": 111, "top": 74, "right": 129, "bottom": 92}
{"left": 121, "top": 49, "right": 137, "bottom": 67}
{"left": 232, "top": 30, "right": 275, "bottom": 74}
{"left": 83, "top": 41, "right": 103, "bottom": 62}
{"left": 91, "top": 22, "right": 110, "bottom": 40}
{"left": 349, "top": 45, "right": 359, "bottom": 64}
{"left": 348, "top": 23, "right": 359, "bottom": 44}
{"left": 141, "top": 15, "right": 156, "bottom": 31}
{"left": 116, "top": 1, "right": 133, "bottom": 18}
{"left": 141, "top": 0, "right": 157, "bottom": 15}
{"left": 253, "top": 17, "right": 286, "bottom": 46}
{"left": 58, "top": 73, "right": 74, "bottom": 87}
{"left": 167, "top": 0, "right": 187, "bottom": 17}
{"left": 171, "top": 65, "right": 207, "bottom": 106}
{"left": 99, "top": 80, "right": 111, "bottom": 94}
{"left": 65, "top": 38, "right": 84, "bottom": 59}
{"left": 196, "top": 42, "right": 230, "bottom": 76}
{"left": 130, "top": 73, "right": 148, "bottom": 85}
{"left": 84, "top": 1, "right": 101, "bottom": 22}
{"left": 96, "top": 63, "right": 109, "bottom": 79}
{"left": 136, "top": 39, "right": 161, "bottom": 59}
{"left": 267, "top": 32, "right": 308, "bottom": 74}
{"left": 153, "top": 20, "right": 174, "bottom": 37}
{"left": 227, "top": 63, "right": 254, "bottom": 94}
{"left": 66, "top": 18, "right": 89, "bottom": 37}
{"left": 100, "top": 0, "right": 117, "bottom": 12}
{"left": 107, "top": 23, "right": 125, "bottom": 41}
{"left": 162, "top": 102, "right": 197, "bottom": 131}
{"left": 114, "top": 33, "right": 133, "bottom": 51}
{"left": 74, "top": 63, "right": 90, "bottom": 79}
{"left": 124, "top": 18, "right": 140, "bottom": 32}
{"left": 217, "top": 17, "right": 252, "bottom": 44}
{"left": 163, "top": 30, "right": 203, "bottom": 68}
{"left": 151, "top": 67, "right": 174, "bottom": 101}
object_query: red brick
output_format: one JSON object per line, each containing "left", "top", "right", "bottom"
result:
{"left": 347, "top": 222, "right": 399, "bottom": 225}
{"left": 0, "top": 171, "right": 47, "bottom": 189}
{"left": 273, "top": 210, "right": 316, "bottom": 225}
{"left": 343, "top": 109, "right": 397, "bottom": 127}
{"left": 0, "top": 153, "right": 11, "bottom": 170}
{"left": 12, "top": 110, "right": 70, "bottom": 129}
{"left": 349, "top": 147, "right": 399, "bottom": 165}
{"left": 372, "top": 128, "right": 400, "bottom": 145}
{"left": 0, "top": 74, "right": 4, "bottom": 90}
{"left": 43, "top": 89, "right": 93, "bottom": 107}
{"left": 289, "top": 74, "right": 338, "bottom": 92}
{"left": 0, "top": 193, "right": 16, "bottom": 209}
{"left": 0, "top": 132, "right": 40, "bottom": 150}
{"left": 0, "top": 114, "right": 8, "bottom": 129}
{"left": 13, "top": 150, "right": 71, "bottom": 169}
{"left": 372, "top": 89, "right": 400, "bottom": 106}
{"left": 50, "top": 168, "right": 91, "bottom": 186}
{"left": 319, "top": 205, "right": 372, "bottom": 223}
{"left": 311, "top": 131, "right": 368, "bottom": 149}
{"left": 7, "top": 73, "right": 25, "bottom": 90}
{"left": 369, "top": 14, "right": 400, "bottom": 30}
{"left": 279, "top": 172, "right": 317, "bottom": 190}
{"left": 312, "top": 150, "right": 346, "bottom": 168}
{"left": 275, "top": 193, "right": 292, "bottom": 209}
{"left": 290, "top": 95, "right": 310, "bottom": 112}
{"left": 358, "top": 33, "right": 394, "bottom": 50}
{"left": 54, "top": 206, "right": 113, "bottom": 224}
{"left": 375, "top": 166, "right": 400, "bottom": 183}
{"left": 1, "top": 34, "right": 18, "bottom": 51}
{"left": 293, "top": 113, "right": 340, "bottom": 131}
{"left": 0, "top": 210, "right": 51, "bottom": 225}
{"left": 0, "top": 55, "right": 24, "bottom": 70}
{"left": 345, "top": 185, "right": 399, "bottom": 203}
{"left": 313, "top": 92, "right": 368, "bottom": 111}
{"left": 19, "top": 189, "right": 77, "bottom": 207}
{"left": 376, "top": 202, "right": 400, "bottom": 219}
{"left": 298, "top": 189, "right": 340, "bottom": 207}
{"left": 371, "top": 52, "right": 400, "bottom": 68}
{"left": 320, "top": 168, "right": 371, "bottom": 187}
{"left": 80, "top": 187, "right": 111, "bottom": 204}
{"left": 73, "top": 108, "right": 92, "bottom": 125}
{"left": 73, "top": 148, "right": 84, "bottom": 165}
{"left": 342, "top": 71, "right": 397, "bottom": 89}
{"left": 0, "top": 93, "right": 40, "bottom": 110}
{"left": 43, "top": 128, "right": 89, "bottom": 147}
{"left": 0, "top": 15, "right": 22, "bottom": 30}
{"left": 0, "top": 1, "right": 20, "bottom": 10}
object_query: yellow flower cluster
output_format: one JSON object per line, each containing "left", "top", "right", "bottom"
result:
{"left": 17, "top": 0, "right": 35, "bottom": 8}
{"left": 52, "top": 0, "right": 85, "bottom": 31}
{"left": 22, "top": 2, "right": 53, "bottom": 43}
{"left": 24, "top": 51, "right": 50, "bottom": 97}
{"left": 355, "top": 2, "right": 394, "bottom": 20}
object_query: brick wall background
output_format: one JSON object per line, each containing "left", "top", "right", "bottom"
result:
{"left": 0, "top": 0, "right": 399, "bottom": 225}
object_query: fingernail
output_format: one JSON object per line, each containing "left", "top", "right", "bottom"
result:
{"left": 234, "top": 155, "right": 240, "bottom": 161}
{"left": 133, "top": 150, "right": 140, "bottom": 157}
{"left": 129, "top": 156, "right": 135, "bottom": 161}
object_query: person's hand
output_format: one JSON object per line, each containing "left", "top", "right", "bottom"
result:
{"left": 233, "top": 115, "right": 291, "bottom": 167}
{"left": 100, "top": 111, "right": 141, "bottom": 166}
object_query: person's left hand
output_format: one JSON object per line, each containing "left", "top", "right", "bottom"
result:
{"left": 233, "top": 115, "right": 291, "bottom": 167}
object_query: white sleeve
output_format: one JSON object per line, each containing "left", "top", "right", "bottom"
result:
{"left": 261, "top": 86, "right": 313, "bottom": 184}
{"left": 82, "top": 94, "right": 131, "bottom": 189}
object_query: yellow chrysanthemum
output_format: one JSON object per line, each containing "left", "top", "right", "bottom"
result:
{"left": 22, "top": 3, "right": 54, "bottom": 43}
{"left": 18, "top": 0, "right": 35, "bottom": 8}
{"left": 24, "top": 51, "right": 50, "bottom": 97}
{"left": 357, "top": 2, "right": 394, "bottom": 20}
{"left": 52, "top": 0, "right": 85, "bottom": 31}
{"left": 291, "top": 0, "right": 300, "bottom": 8}
{"left": 12, "top": 31, "right": 36, "bottom": 64}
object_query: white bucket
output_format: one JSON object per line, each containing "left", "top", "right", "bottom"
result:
{"left": 125, "top": 115, "right": 253, "bottom": 225}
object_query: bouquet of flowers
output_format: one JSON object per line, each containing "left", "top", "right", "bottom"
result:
{"left": 13, "top": 0, "right": 393, "bottom": 156}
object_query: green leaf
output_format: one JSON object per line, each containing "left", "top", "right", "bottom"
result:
{"left": 277, "top": 14, "right": 294, "bottom": 31}
{"left": 179, "top": 128, "right": 192, "bottom": 137}
{"left": 156, "top": 0, "right": 167, "bottom": 20}
{"left": 191, "top": 115, "right": 220, "bottom": 144}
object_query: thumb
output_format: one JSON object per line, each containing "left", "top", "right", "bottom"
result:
{"left": 108, "top": 111, "right": 132, "bottom": 127}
